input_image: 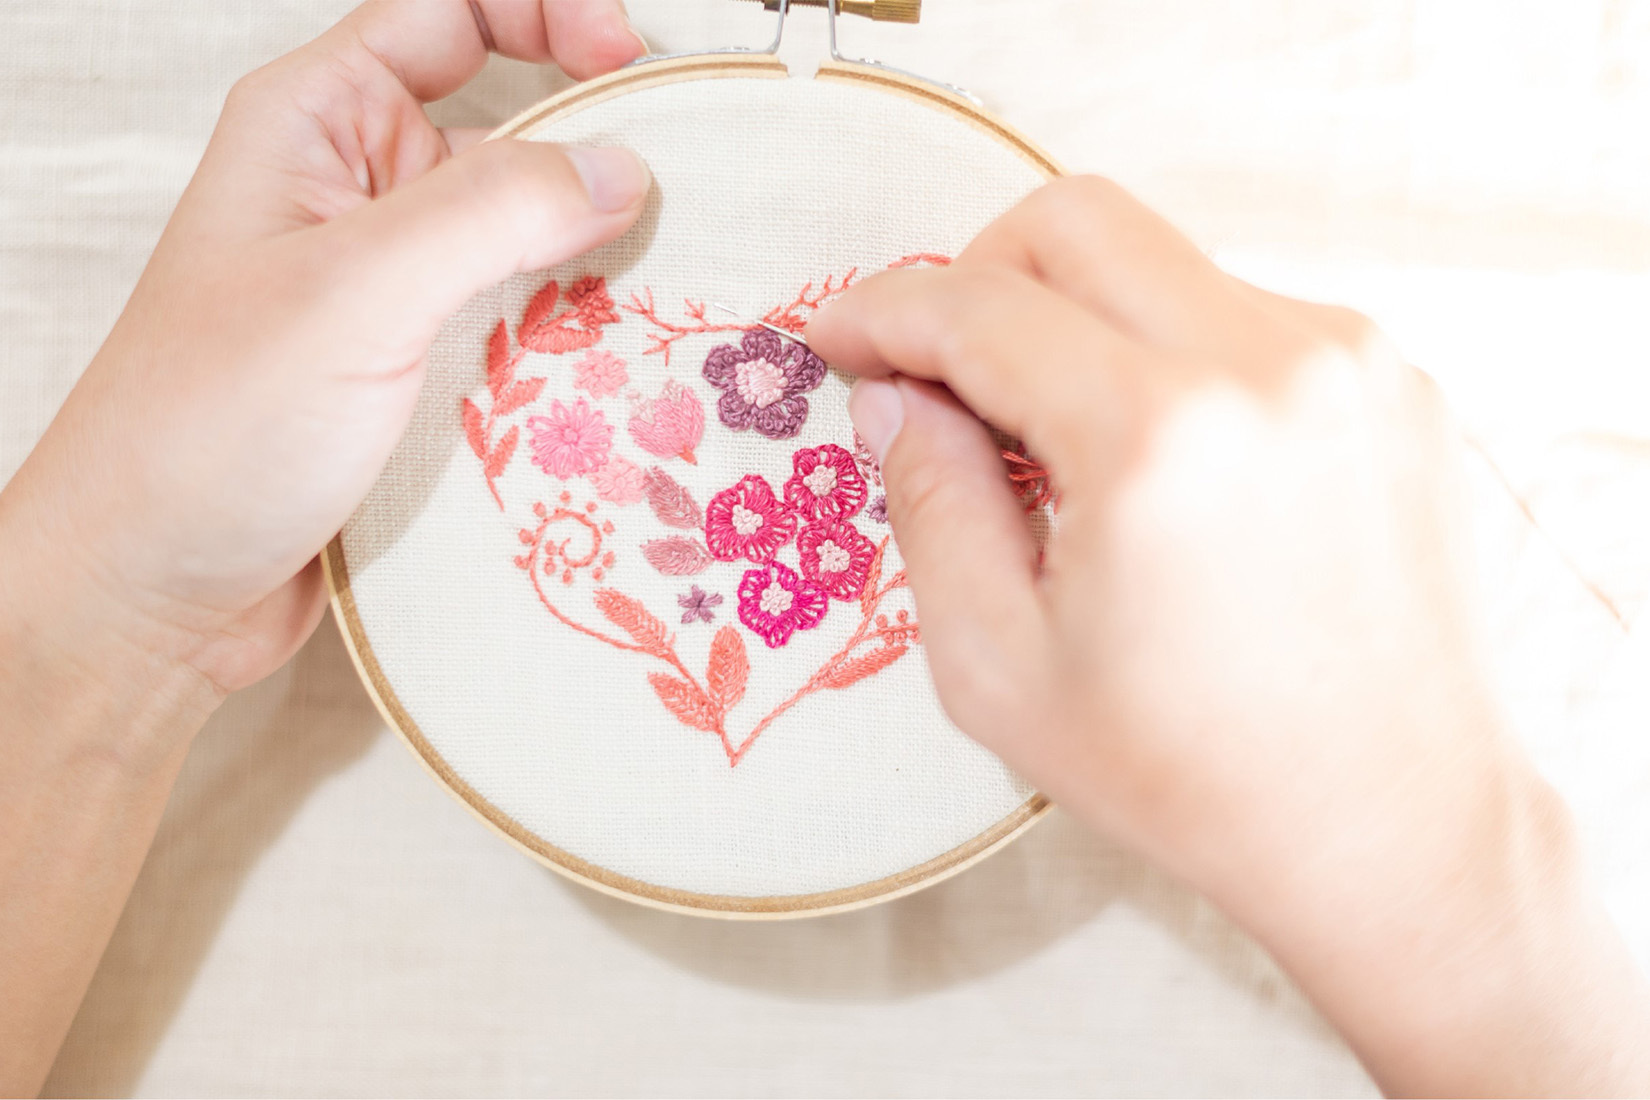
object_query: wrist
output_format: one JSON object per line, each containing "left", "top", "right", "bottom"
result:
{"left": 0, "top": 472, "right": 222, "bottom": 774}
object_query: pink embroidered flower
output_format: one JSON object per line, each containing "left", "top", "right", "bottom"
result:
{"left": 589, "top": 454, "right": 645, "bottom": 505}
{"left": 528, "top": 398, "right": 612, "bottom": 479}
{"left": 797, "top": 519, "right": 877, "bottom": 602}
{"left": 628, "top": 379, "right": 705, "bottom": 465}
{"left": 783, "top": 443, "right": 868, "bottom": 522}
{"left": 737, "top": 562, "right": 828, "bottom": 648}
{"left": 573, "top": 349, "right": 628, "bottom": 398}
{"left": 702, "top": 329, "right": 826, "bottom": 440}
{"left": 678, "top": 585, "right": 722, "bottom": 625}
{"left": 704, "top": 474, "right": 797, "bottom": 564}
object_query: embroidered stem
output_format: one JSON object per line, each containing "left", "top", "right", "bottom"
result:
{"left": 729, "top": 537, "right": 918, "bottom": 765}
{"left": 625, "top": 271, "right": 859, "bottom": 367}
{"left": 520, "top": 509, "right": 737, "bottom": 760}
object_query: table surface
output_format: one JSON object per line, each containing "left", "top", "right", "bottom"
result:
{"left": 4, "top": 2, "right": 1648, "bottom": 1095}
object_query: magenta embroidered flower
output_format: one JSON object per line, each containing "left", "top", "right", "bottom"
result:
{"left": 572, "top": 349, "right": 628, "bottom": 398}
{"left": 783, "top": 443, "right": 868, "bottom": 522}
{"left": 589, "top": 454, "right": 645, "bottom": 505}
{"left": 702, "top": 329, "right": 827, "bottom": 439}
{"left": 678, "top": 585, "right": 722, "bottom": 625}
{"left": 628, "top": 378, "right": 705, "bottom": 465}
{"left": 796, "top": 519, "right": 877, "bottom": 602}
{"left": 704, "top": 474, "right": 797, "bottom": 564}
{"left": 737, "top": 562, "right": 828, "bottom": 648}
{"left": 528, "top": 398, "right": 612, "bottom": 479}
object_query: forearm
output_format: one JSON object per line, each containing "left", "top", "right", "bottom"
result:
{"left": 0, "top": 481, "right": 219, "bottom": 1095}
{"left": 1241, "top": 749, "right": 1650, "bottom": 1096}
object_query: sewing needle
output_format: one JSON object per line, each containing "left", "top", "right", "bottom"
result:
{"left": 710, "top": 303, "right": 810, "bottom": 348}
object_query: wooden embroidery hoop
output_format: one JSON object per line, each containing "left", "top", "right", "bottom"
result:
{"left": 324, "top": 0, "right": 1062, "bottom": 919}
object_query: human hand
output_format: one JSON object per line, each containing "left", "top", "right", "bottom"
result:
{"left": 0, "top": 1, "right": 651, "bottom": 700}
{"left": 808, "top": 177, "right": 1650, "bottom": 1095}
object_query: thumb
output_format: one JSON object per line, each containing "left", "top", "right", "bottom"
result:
{"left": 315, "top": 138, "right": 649, "bottom": 343}
{"left": 851, "top": 376, "right": 1047, "bottom": 733}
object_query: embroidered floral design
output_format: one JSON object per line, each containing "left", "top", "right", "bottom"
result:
{"left": 463, "top": 320, "right": 547, "bottom": 508}
{"left": 626, "top": 271, "right": 857, "bottom": 366}
{"left": 1004, "top": 445, "right": 1060, "bottom": 513}
{"left": 573, "top": 348, "right": 628, "bottom": 398}
{"left": 783, "top": 443, "right": 868, "bottom": 522}
{"left": 797, "top": 519, "right": 877, "bottom": 602}
{"left": 520, "top": 275, "right": 620, "bottom": 355}
{"left": 868, "top": 495, "right": 888, "bottom": 524}
{"left": 643, "top": 537, "right": 713, "bottom": 577}
{"left": 704, "top": 474, "right": 798, "bottom": 564}
{"left": 590, "top": 454, "right": 645, "bottom": 505}
{"left": 737, "top": 562, "right": 829, "bottom": 649}
{"left": 628, "top": 379, "right": 704, "bottom": 465}
{"left": 528, "top": 398, "right": 613, "bottom": 479}
{"left": 702, "top": 330, "right": 827, "bottom": 440}
{"left": 678, "top": 585, "right": 722, "bottom": 625}
{"left": 469, "top": 264, "right": 940, "bottom": 766}
{"left": 851, "top": 430, "right": 883, "bottom": 488}
{"left": 643, "top": 467, "right": 702, "bottom": 529}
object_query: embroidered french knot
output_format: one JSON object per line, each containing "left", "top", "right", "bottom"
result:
{"left": 468, "top": 258, "right": 1048, "bottom": 766}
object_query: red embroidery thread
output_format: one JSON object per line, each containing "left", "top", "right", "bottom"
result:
{"left": 624, "top": 271, "right": 859, "bottom": 366}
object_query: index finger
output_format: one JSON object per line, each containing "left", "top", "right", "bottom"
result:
{"left": 337, "top": 0, "right": 644, "bottom": 102}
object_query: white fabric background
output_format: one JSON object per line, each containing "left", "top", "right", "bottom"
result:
{"left": 1, "top": 1, "right": 1646, "bottom": 1095}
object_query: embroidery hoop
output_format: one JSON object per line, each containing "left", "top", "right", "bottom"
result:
{"left": 324, "top": 0, "right": 1062, "bottom": 919}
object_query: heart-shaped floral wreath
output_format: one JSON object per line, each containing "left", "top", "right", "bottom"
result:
{"left": 460, "top": 255, "right": 1052, "bottom": 767}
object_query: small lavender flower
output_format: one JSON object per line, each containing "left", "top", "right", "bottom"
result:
{"left": 868, "top": 494, "right": 889, "bottom": 524}
{"left": 678, "top": 585, "right": 723, "bottom": 625}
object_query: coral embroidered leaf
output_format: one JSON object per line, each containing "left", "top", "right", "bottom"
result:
{"left": 494, "top": 377, "right": 546, "bottom": 418}
{"left": 486, "top": 319, "right": 514, "bottom": 397}
{"left": 860, "top": 538, "right": 886, "bottom": 616}
{"left": 519, "top": 279, "right": 559, "bottom": 337}
{"left": 643, "top": 467, "right": 703, "bottom": 529}
{"left": 819, "top": 644, "right": 908, "bottom": 690}
{"left": 485, "top": 425, "right": 518, "bottom": 481}
{"left": 520, "top": 276, "right": 617, "bottom": 355}
{"left": 642, "top": 537, "right": 713, "bottom": 576}
{"left": 647, "top": 673, "right": 720, "bottom": 733}
{"left": 593, "top": 589, "right": 672, "bottom": 655}
{"left": 706, "top": 626, "right": 749, "bottom": 712}
{"left": 461, "top": 398, "right": 487, "bottom": 460}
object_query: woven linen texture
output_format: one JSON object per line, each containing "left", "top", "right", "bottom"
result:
{"left": 342, "top": 75, "right": 1047, "bottom": 898}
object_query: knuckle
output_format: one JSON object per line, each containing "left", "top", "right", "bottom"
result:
{"left": 223, "top": 65, "right": 280, "bottom": 114}
{"left": 1029, "top": 174, "right": 1131, "bottom": 231}
{"left": 1317, "top": 304, "right": 1394, "bottom": 364}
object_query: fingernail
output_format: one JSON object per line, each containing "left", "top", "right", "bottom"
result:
{"left": 565, "top": 145, "right": 651, "bottom": 213}
{"left": 849, "top": 379, "right": 904, "bottom": 464}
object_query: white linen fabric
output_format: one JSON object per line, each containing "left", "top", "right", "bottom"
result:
{"left": 340, "top": 74, "right": 1043, "bottom": 902}
{"left": 1, "top": 0, "right": 1646, "bottom": 1095}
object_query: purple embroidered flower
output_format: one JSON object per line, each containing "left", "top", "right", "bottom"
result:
{"left": 783, "top": 443, "right": 868, "bottom": 522}
{"left": 704, "top": 474, "right": 798, "bottom": 564}
{"left": 737, "top": 562, "right": 828, "bottom": 648}
{"left": 867, "top": 495, "right": 888, "bottom": 524}
{"left": 797, "top": 519, "right": 876, "bottom": 602}
{"left": 678, "top": 585, "right": 722, "bottom": 625}
{"left": 702, "top": 329, "right": 826, "bottom": 439}
{"left": 528, "top": 398, "right": 613, "bottom": 479}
